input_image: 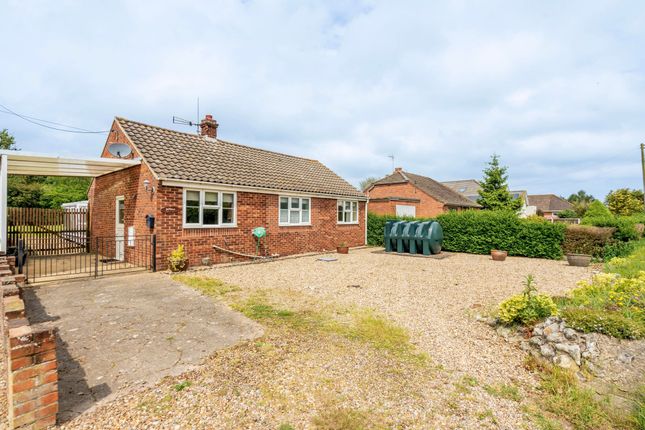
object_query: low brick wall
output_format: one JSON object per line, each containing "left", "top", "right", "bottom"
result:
{"left": 0, "top": 255, "right": 58, "bottom": 429}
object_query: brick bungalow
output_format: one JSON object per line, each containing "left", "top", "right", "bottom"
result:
{"left": 88, "top": 115, "right": 367, "bottom": 267}
{"left": 365, "top": 168, "right": 480, "bottom": 217}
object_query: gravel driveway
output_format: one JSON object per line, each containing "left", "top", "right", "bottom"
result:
{"left": 55, "top": 249, "right": 595, "bottom": 429}
{"left": 208, "top": 248, "right": 592, "bottom": 387}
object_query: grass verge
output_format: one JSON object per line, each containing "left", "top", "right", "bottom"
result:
{"left": 524, "top": 356, "right": 638, "bottom": 430}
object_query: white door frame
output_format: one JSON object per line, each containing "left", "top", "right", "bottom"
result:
{"left": 115, "top": 196, "right": 125, "bottom": 260}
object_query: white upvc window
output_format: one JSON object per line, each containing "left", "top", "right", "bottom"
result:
{"left": 337, "top": 200, "right": 359, "bottom": 224}
{"left": 279, "top": 196, "right": 311, "bottom": 226}
{"left": 183, "top": 189, "right": 236, "bottom": 228}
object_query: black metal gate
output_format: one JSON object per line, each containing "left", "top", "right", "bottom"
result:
{"left": 16, "top": 235, "right": 157, "bottom": 284}
{"left": 7, "top": 206, "right": 157, "bottom": 283}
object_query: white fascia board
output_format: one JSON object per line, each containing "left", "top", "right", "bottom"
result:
{"left": 161, "top": 178, "right": 368, "bottom": 201}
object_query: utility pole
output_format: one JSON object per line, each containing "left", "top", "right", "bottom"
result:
{"left": 641, "top": 143, "right": 645, "bottom": 209}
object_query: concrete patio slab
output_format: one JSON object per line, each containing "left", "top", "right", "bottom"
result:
{"left": 22, "top": 272, "right": 262, "bottom": 423}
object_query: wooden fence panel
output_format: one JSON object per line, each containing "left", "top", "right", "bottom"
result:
{"left": 7, "top": 207, "right": 89, "bottom": 256}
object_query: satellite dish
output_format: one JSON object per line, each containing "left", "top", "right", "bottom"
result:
{"left": 107, "top": 143, "right": 132, "bottom": 158}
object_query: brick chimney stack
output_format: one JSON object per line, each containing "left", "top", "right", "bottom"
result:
{"left": 200, "top": 114, "right": 219, "bottom": 138}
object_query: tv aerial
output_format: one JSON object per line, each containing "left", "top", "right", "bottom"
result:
{"left": 173, "top": 116, "right": 199, "bottom": 133}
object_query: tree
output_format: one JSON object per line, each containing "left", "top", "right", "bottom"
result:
{"left": 359, "top": 176, "right": 379, "bottom": 191}
{"left": 2, "top": 129, "right": 91, "bottom": 208}
{"left": 477, "top": 154, "right": 522, "bottom": 211}
{"left": 583, "top": 200, "right": 612, "bottom": 218}
{"left": 605, "top": 188, "right": 644, "bottom": 216}
{"left": 567, "top": 190, "right": 595, "bottom": 217}
{"left": 0, "top": 129, "right": 17, "bottom": 150}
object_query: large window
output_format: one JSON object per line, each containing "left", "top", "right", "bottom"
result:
{"left": 279, "top": 196, "right": 310, "bottom": 226}
{"left": 337, "top": 200, "right": 358, "bottom": 224}
{"left": 183, "top": 189, "right": 236, "bottom": 227}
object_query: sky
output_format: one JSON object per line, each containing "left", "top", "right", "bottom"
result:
{"left": 1, "top": 0, "right": 644, "bottom": 199}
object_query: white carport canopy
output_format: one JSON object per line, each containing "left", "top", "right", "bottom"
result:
{"left": 0, "top": 150, "right": 141, "bottom": 251}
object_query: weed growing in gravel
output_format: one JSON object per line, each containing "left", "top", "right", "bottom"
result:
{"left": 633, "top": 386, "right": 645, "bottom": 430}
{"left": 311, "top": 407, "right": 379, "bottom": 430}
{"left": 173, "top": 380, "right": 192, "bottom": 392}
{"left": 524, "top": 355, "right": 633, "bottom": 430}
{"left": 172, "top": 275, "right": 240, "bottom": 297}
{"left": 277, "top": 424, "right": 295, "bottom": 430}
{"left": 483, "top": 383, "right": 521, "bottom": 402}
{"left": 231, "top": 293, "right": 427, "bottom": 364}
{"left": 476, "top": 409, "right": 498, "bottom": 425}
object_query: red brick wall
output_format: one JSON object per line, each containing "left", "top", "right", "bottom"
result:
{"left": 88, "top": 163, "right": 158, "bottom": 262}
{"left": 89, "top": 165, "right": 366, "bottom": 267}
{"left": 155, "top": 185, "right": 365, "bottom": 266}
{"left": 1, "top": 257, "right": 58, "bottom": 429}
{"left": 367, "top": 182, "right": 447, "bottom": 218}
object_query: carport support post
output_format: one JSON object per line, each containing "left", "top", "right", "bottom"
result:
{"left": 0, "top": 154, "right": 7, "bottom": 253}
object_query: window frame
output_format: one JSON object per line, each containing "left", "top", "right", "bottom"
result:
{"left": 337, "top": 200, "right": 359, "bottom": 225}
{"left": 182, "top": 189, "right": 237, "bottom": 228}
{"left": 278, "top": 195, "right": 312, "bottom": 226}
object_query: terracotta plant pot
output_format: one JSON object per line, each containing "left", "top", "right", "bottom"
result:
{"left": 566, "top": 253, "right": 592, "bottom": 267}
{"left": 491, "top": 250, "right": 507, "bottom": 261}
{"left": 337, "top": 246, "right": 349, "bottom": 254}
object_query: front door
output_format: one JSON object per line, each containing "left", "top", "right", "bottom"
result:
{"left": 115, "top": 197, "right": 125, "bottom": 260}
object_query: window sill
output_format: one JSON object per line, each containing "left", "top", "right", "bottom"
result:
{"left": 278, "top": 223, "right": 312, "bottom": 227}
{"left": 183, "top": 224, "right": 238, "bottom": 229}
{"left": 337, "top": 222, "right": 359, "bottom": 225}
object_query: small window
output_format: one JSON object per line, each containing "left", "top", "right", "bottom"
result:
{"left": 117, "top": 199, "right": 125, "bottom": 224}
{"left": 279, "top": 196, "right": 311, "bottom": 226}
{"left": 183, "top": 190, "right": 236, "bottom": 227}
{"left": 337, "top": 200, "right": 359, "bottom": 224}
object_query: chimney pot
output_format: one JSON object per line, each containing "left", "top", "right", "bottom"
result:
{"left": 200, "top": 114, "right": 218, "bottom": 138}
{"left": 394, "top": 166, "right": 403, "bottom": 172}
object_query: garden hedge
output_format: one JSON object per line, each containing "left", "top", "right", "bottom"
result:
{"left": 562, "top": 225, "right": 614, "bottom": 258}
{"left": 367, "top": 210, "right": 565, "bottom": 259}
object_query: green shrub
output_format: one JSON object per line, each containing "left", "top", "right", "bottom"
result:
{"left": 436, "top": 210, "right": 565, "bottom": 259}
{"left": 606, "top": 240, "right": 645, "bottom": 278}
{"left": 558, "top": 272, "right": 645, "bottom": 339}
{"left": 581, "top": 216, "right": 638, "bottom": 242}
{"left": 602, "top": 240, "right": 636, "bottom": 261}
{"left": 583, "top": 200, "right": 612, "bottom": 218}
{"left": 560, "top": 308, "right": 644, "bottom": 339}
{"left": 499, "top": 275, "right": 558, "bottom": 325}
{"left": 562, "top": 225, "right": 614, "bottom": 259}
{"left": 557, "top": 209, "right": 578, "bottom": 219}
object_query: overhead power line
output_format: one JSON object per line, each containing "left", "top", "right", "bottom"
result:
{"left": 0, "top": 103, "right": 109, "bottom": 134}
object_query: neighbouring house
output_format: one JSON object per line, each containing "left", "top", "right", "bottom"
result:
{"left": 527, "top": 194, "right": 574, "bottom": 219}
{"left": 88, "top": 115, "right": 367, "bottom": 267}
{"left": 60, "top": 200, "right": 88, "bottom": 210}
{"left": 365, "top": 168, "right": 480, "bottom": 217}
{"left": 441, "top": 179, "right": 536, "bottom": 217}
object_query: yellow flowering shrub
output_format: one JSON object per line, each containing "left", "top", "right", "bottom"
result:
{"left": 560, "top": 271, "right": 645, "bottom": 339}
{"left": 498, "top": 275, "right": 558, "bottom": 325}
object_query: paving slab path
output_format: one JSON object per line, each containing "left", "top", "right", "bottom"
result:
{"left": 22, "top": 272, "right": 262, "bottom": 423}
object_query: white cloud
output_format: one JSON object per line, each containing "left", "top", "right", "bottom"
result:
{"left": 0, "top": 0, "right": 644, "bottom": 200}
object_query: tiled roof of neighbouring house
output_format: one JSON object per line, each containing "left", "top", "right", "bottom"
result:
{"left": 370, "top": 170, "right": 481, "bottom": 208}
{"left": 442, "top": 179, "right": 528, "bottom": 204}
{"left": 527, "top": 194, "right": 573, "bottom": 212}
{"left": 115, "top": 117, "right": 366, "bottom": 199}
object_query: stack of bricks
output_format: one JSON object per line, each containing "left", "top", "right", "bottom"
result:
{"left": 0, "top": 254, "right": 58, "bottom": 429}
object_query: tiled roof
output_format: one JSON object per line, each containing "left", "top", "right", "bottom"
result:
{"left": 441, "top": 179, "right": 481, "bottom": 197}
{"left": 116, "top": 117, "right": 365, "bottom": 199}
{"left": 527, "top": 194, "right": 573, "bottom": 212}
{"left": 370, "top": 171, "right": 481, "bottom": 208}
{"left": 442, "top": 179, "right": 527, "bottom": 204}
